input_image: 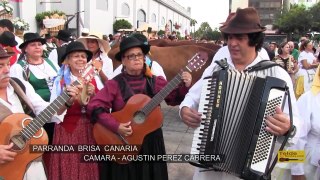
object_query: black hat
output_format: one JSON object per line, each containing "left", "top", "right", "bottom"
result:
{"left": 115, "top": 37, "right": 150, "bottom": 61}
{"left": 0, "top": 31, "right": 18, "bottom": 47}
{"left": 19, "top": 33, "right": 46, "bottom": 49}
{"left": 0, "top": 46, "right": 12, "bottom": 59}
{"left": 61, "top": 41, "right": 92, "bottom": 62}
{"left": 45, "top": 33, "right": 52, "bottom": 39}
{"left": 55, "top": 30, "right": 71, "bottom": 42}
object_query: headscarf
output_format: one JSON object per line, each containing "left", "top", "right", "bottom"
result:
{"left": 53, "top": 64, "right": 71, "bottom": 96}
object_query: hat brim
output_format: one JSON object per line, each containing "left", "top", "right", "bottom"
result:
{"left": 0, "top": 54, "right": 12, "bottom": 59}
{"left": 55, "top": 36, "right": 70, "bottom": 42}
{"left": 19, "top": 38, "right": 46, "bottom": 49}
{"left": 77, "top": 37, "right": 111, "bottom": 53}
{"left": 61, "top": 48, "right": 93, "bottom": 63}
{"left": 115, "top": 43, "right": 150, "bottom": 61}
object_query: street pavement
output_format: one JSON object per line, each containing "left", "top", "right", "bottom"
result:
{"left": 160, "top": 102, "right": 195, "bottom": 180}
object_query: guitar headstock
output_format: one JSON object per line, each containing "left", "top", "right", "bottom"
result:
{"left": 186, "top": 51, "right": 208, "bottom": 72}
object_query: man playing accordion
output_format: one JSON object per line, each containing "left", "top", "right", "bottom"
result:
{"left": 180, "top": 7, "right": 301, "bottom": 180}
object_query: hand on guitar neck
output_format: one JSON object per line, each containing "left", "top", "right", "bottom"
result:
{"left": 181, "top": 71, "right": 193, "bottom": 87}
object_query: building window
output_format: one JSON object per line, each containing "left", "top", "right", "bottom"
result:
{"left": 161, "top": 17, "right": 165, "bottom": 25}
{"left": 151, "top": 13, "right": 156, "bottom": 23}
{"left": 137, "top": 9, "right": 146, "bottom": 22}
{"left": 259, "top": 2, "right": 281, "bottom": 8}
{"left": 97, "top": 0, "right": 108, "bottom": 11}
{"left": 121, "top": 3, "right": 130, "bottom": 16}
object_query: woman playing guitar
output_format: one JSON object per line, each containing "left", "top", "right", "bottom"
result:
{"left": 47, "top": 41, "right": 101, "bottom": 180}
{"left": 87, "top": 36, "right": 193, "bottom": 180}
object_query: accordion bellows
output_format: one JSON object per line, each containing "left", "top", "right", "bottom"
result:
{"left": 191, "top": 69, "right": 287, "bottom": 179}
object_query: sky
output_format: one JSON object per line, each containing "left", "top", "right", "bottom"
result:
{"left": 174, "top": 0, "right": 229, "bottom": 30}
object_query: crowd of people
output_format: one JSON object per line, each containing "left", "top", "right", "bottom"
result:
{"left": 0, "top": 6, "right": 319, "bottom": 180}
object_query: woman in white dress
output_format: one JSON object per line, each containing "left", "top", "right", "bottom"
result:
{"left": 295, "top": 40, "right": 319, "bottom": 99}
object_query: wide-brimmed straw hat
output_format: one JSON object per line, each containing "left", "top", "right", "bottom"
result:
{"left": 77, "top": 32, "right": 110, "bottom": 54}
{"left": 19, "top": 32, "right": 46, "bottom": 49}
{"left": 220, "top": 7, "right": 266, "bottom": 34}
{"left": 61, "top": 41, "right": 93, "bottom": 62}
{"left": 115, "top": 37, "right": 150, "bottom": 61}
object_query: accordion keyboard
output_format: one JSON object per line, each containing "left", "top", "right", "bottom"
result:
{"left": 191, "top": 77, "right": 216, "bottom": 155}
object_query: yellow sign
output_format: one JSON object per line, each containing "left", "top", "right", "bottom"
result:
{"left": 278, "top": 150, "right": 305, "bottom": 163}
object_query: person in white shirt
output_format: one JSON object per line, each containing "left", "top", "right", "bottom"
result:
{"left": 112, "top": 33, "right": 166, "bottom": 80}
{"left": 77, "top": 32, "right": 113, "bottom": 87}
{"left": 295, "top": 40, "right": 319, "bottom": 99}
{"left": 179, "top": 7, "right": 300, "bottom": 180}
{"left": 0, "top": 46, "right": 80, "bottom": 180}
{"left": 48, "top": 30, "right": 72, "bottom": 67}
{"left": 289, "top": 65, "right": 320, "bottom": 180}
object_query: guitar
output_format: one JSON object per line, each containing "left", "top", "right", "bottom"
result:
{"left": 0, "top": 64, "right": 95, "bottom": 180}
{"left": 93, "top": 52, "right": 208, "bottom": 160}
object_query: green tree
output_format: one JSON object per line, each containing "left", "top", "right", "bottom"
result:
{"left": 274, "top": 4, "right": 311, "bottom": 38}
{"left": 209, "top": 28, "right": 223, "bottom": 41}
{"left": 157, "top": 30, "right": 165, "bottom": 36}
{"left": 190, "top": 19, "right": 197, "bottom": 34}
{"left": 113, "top": 19, "right": 132, "bottom": 33}
{"left": 194, "top": 22, "right": 213, "bottom": 40}
{"left": 309, "top": 2, "right": 320, "bottom": 32}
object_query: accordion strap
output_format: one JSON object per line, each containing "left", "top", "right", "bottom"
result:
{"left": 215, "top": 59, "right": 281, "bottom": 72}
{"left": 245, "top": 60, "right": 281, "bottom": 72}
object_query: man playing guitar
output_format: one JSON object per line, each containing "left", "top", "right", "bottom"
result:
{"left": 0, "top": 46, "right": 80, "bottom": 180}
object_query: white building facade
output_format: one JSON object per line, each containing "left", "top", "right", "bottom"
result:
{"left": 9, "top": 0, "right": 191, "bottom": 37}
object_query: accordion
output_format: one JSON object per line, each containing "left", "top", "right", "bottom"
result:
{"left": 190, "top": 68, "right": 288, "bottom": 179}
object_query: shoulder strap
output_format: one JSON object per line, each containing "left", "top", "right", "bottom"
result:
{"left": 10, "top": 78, "right": 36, "bottom": 117}
{"left": 17, "top": 59, "right": 30, "bottom": 81}
{"left": 113, "top": 74, "right": 133, "bottom": 103}
{"left": 0, "top": 102, "right": 13, "bottom": 122}
{"left": 44, "top": 58, "right": 58, "bottom": 72}
{"left": 146, "top": 75, "right": 155, "bottom": 97}
{"left": 11, "top": 77, "right": 26, "bottom": 93}
{"left": 215, "top": 58, "right": 229, "bottom": 70}
{"left": 245, "top": 60, "right": 281, "bottom": 73}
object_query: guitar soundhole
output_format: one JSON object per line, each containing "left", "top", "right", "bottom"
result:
{"left": 133, "top": 111, "right": 146, "bottom": 124}
{"left": 10, "top": 134, "right": 27, "bottom": 151}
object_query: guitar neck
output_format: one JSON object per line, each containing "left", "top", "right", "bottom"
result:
{"left": 142, "top": 73, "right": 183, "bottom": 115}
{"left": 20, "top": 80, "right": 81, "bottom": 140}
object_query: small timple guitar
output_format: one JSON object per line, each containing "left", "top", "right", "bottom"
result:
{"left": 0, "top": 64, "right": 95, "bottom": 180}
{"left": 93, "top": 52, "right": 208, "bottom": 162}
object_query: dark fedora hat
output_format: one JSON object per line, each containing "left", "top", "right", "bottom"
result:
{"left": 56, "top": 30, "right": 71, "bottom": 42}
{"left": 19, "top": 32, "right": 46, "bottom": 49}
{"left": 219, "top": 12, "right": 236, "bottom": 26}
{"left": 220, "top": 7, "right": 266, "bottom": 34}
{"left": 61, "top": 41, "right": 92, "bottom": 62}
{"left": 115, "top": 37, "right": 150, "bottom": 61}
{"left": 0, "top": 31, "right": 17, "bottom": 47}
{"left": 0, "top": 46, "right": 12, "bottom": 59}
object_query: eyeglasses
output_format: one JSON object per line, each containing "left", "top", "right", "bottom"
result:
{"left": 123, "top": 53, "right": 144, "bottom": 60}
